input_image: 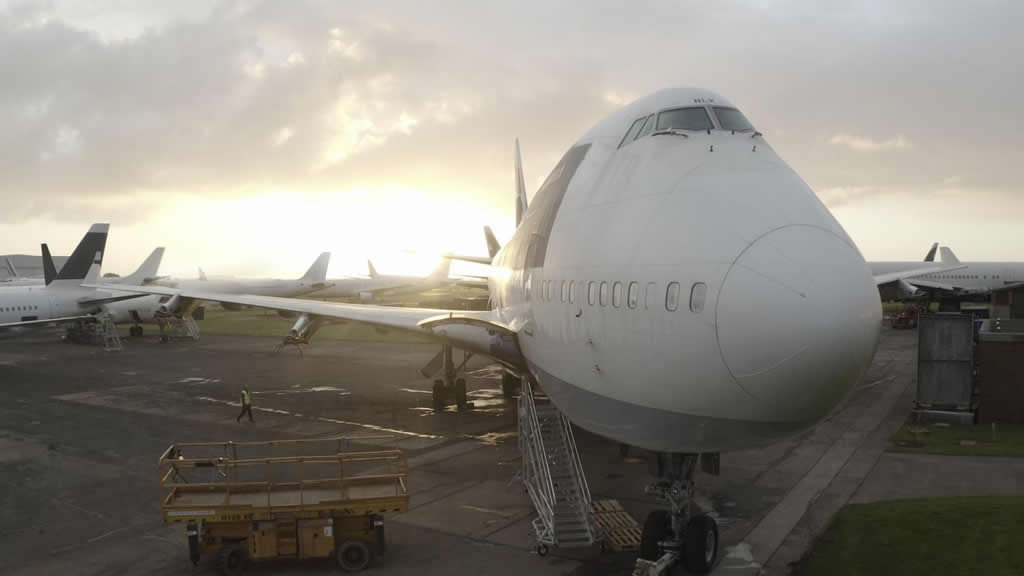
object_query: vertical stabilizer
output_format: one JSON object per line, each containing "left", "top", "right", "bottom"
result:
{"left": 923, "top": 242, "right": 938, "bottom": 262}
{"left": 429, "top": 256, "right": 452, "bottom": 280}
{"left": 484, "top": 226, "right": 501, "bottom": 260}
{"left": 108, "top": 247, "right": 165, "bottom": 285}
{"left": 515, "top": 138, "right": 527, "bottom": 227}
{"left": 300, "top": 252, "right": 331, "bottom": 283}
{"left": 939, "top": 247, "right": 960, "bottom": 265}
{"left": 51, "top": 223, "right": 109, "bottom": 288}
{"left": 41, "top": 244, "right": 57, "bottom": 285}
{"left": 367, "top": 260, "right": 379, "bottom": 278}
{"left": 84, "top": 251, "right": 103, "bottom": 284}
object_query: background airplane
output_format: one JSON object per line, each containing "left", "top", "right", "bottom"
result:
{"left": 0, "top": 224, "right": 146, "bottom": 334}
{"left": 871, "top": 245, "right": 1023, "bottom": 303}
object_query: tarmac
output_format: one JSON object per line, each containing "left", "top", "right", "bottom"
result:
{"left": 0, "top": 326, "right": 1019, "bottom": 575}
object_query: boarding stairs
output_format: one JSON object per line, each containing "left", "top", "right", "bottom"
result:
{"left": 519, "top": 379, "right": 600, "bottom": 553}
{"left": 162, "top": 316, "right": 201, "bottom": 341}
{"left": 101, "top": 313, "right": 122, "bottom": 352}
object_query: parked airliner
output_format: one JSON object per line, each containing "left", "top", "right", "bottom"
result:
{"left": 105, "top": 87, "right": 958, "bottom": 572}
{"left": 870, "top": 246, "right": 1023, "bottom": 301}
{"left": 1, "top": 224, "right": 145, "bottom": 333}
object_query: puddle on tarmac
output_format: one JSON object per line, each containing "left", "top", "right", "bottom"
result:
{"left": 463, "top": 365, "right": 506, "bottom": 380}
{"left": 398, "top": 388, "right": 431, "bottom": 394}
{"left": 194, "top": 396, "right": 439, "bottom": 439}
{"left": 173, "top": 377, "right": 221, "bottom": 385}
{"left": 254, "top": 386, "right": 350, "bottom": 396}
{"left": 469, "top": 431, "right": 518, "bottom": 446}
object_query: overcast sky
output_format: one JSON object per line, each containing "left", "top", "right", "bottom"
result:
{"left": 0, "top": 0, "right": 1021, "bottom": 277}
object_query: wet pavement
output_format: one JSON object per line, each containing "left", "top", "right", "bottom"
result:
{"left": 0, "top": 327, "right": 929, "bottom": 575}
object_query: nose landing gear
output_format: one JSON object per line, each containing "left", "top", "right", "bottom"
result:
{"left": 636, "top": 453, "right": 718, "bottom": 575}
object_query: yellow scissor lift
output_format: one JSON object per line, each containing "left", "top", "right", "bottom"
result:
{"left": 159, "top": 437, "right": 408, "bottom": 574}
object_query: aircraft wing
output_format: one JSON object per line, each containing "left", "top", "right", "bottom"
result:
{"left": 446, "top": 254, "right": 493, "bottom": 265}
{"left": 84, "top": 283, "right": 526, "bottom": 365}
{"left": 873, "top": 264, "right": 966, "bottom": 286}
{"left": 0, "top": 315, "right": 96, "bottom": 332}
{"left": 900, "top": 278, "right": 959, "bottom": 292}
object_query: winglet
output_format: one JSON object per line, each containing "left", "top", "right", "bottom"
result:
{"left": 367, "top": 260, "right": 379, "bottom": 278}
{"left": 940, "top": 247, "right": 960, "bottom": 265}
{"left": 484, "top": 226, "right": 501, "bottom": 260}
{"left": 515, "top": 138, "right": 527, "bottom": 227}
{"left": 301, "top": 252, "right": 331, "bottom": 283}
{"left": 41, "top": 244, "right": 57, "bottom": 286}
{"left": 51, "top": 223, "right": 109, "bottom": 286}
{"left": 923, "top": 242, "right": 938, "bottom": 262}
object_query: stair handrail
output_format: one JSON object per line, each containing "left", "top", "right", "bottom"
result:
{"left": 560, "top": 411, "right": 592, "bottom": 509}
{"left": 519, "top": 379, "right": 556, "bottom": 532}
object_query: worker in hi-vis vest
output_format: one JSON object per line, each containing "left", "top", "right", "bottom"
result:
{"left": 236, "top": 386, "right": 254, "bottom": 423}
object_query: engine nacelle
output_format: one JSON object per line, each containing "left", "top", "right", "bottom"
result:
{"left": 157, "top": 294, "right": 182, "bottom": 317}
{"left": 896, "top": 279, "right": 920, "bottom": 299}
{"left": 288, "top": 314, "right": 314, "bottom": 339}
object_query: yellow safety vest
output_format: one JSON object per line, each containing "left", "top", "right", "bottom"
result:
{"left": 241, "top": 390, "right": 252, "bottom": 405}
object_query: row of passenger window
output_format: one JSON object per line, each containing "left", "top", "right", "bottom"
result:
{"left": 535, "top": 279, "right": 707, "bottom": 313}
{"left": 2, "top": 305, "right": 39, "bottom": 312}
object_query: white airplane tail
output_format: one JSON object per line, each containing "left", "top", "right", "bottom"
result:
{"left": 515, "top": 138, "right": 527, "bottom": 227}
{"left": 114, "top": 247, "right": 165, "bottom": 285}
{"left": 300, "top": 252, "right": 331, "bottom": 283}
{"left": 49, "top": 223, "right": 109, "bottom": 290}
{"left": 428, "top": 257, "right": 452, "bottom": 280}
{"left": 939, "top": 247, "right": 960, "bottom": 265}
{"left": 367, "top": 260, "right": 379, "bottom": 278}
{"left": 484, "top": 226, "right": 501, "bottom": 260}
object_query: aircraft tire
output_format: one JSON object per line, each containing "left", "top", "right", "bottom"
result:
{"left": 640, "top": 509, "right": 671, "bottom": 561}
{"left": 455, "top": 378, "right": 468, "bottom": 410}
{"left": 432, "top": 380, "right": 445, "bottom": 412}
{"left": 683, "top": 514, "right": 718, "bottom": 574}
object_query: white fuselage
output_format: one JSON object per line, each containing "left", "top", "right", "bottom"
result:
{"left": 0, "top": 284, "right": 107, "bottom": 325}
{"left": 157, "top": 277, "right": 326, "bottom": 299}
{"left": 485, "top": 88, "right": 881, "bottom": 453}
{"left": 311, "top": 275, "right": 445, "bottom": 300}
{"left": 869, "top": 261, "right": 1024, "bottom": 294}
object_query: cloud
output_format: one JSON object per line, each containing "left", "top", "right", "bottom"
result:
{"left": 829, "top": 133, "right": 912, "bottom": 152}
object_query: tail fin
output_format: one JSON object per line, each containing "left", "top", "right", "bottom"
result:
{"left": 515, "top": 138, "right": 527, "bottom": 227}
{"left": 51, "top": 223, "right": 109, "bottom": 288}
{"left": 113, "top": 247, "right": 164, "bottom": 285}
{"left": 84, "top": 252, "right": 103, "bottom": 284}
{"left": 5, "top": 257, "right": 17, "bottom": 278}
{"left": 367, "top": 260, "right": 379, "bottom": 278}
{"left": 428, "top": 256, "right": 451, "bottom": 280}
{"left": 41, "top": 244, "right": 57, "bottom": 285}
{"left": 923, "top": 242, "right": 938, "bottom": 262}
{"left": 939, "top": 247, "right": 960, "bottom": 265}
{"left": 484, "top": 226, "right": 501, "bottom": 260}
{"left": 300, "top": 252, "right": 331, "bottom": 283}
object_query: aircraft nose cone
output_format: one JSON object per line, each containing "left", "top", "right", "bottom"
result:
{"left": 716, "top": 225, "right": 880, "bottom": 425}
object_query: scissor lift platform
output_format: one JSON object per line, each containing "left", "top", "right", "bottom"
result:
{"left": 159, "top": 438, "right": 408, "bottom": 573}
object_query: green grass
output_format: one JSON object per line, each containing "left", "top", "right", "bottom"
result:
{"left": 136, "top": 306, "right": 432, "bottom": 344}
{"left": 888, "top": 422, "right": 1024, "bottom": 457}
{"left": 799, "top": 496, "right": 1024, "bottom": 576}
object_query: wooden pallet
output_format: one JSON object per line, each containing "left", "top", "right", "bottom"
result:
{"left": 592, "top": 499, "right": 641, "bottom": 552}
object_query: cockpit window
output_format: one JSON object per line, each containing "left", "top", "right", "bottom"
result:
{"left": 637, "top": 114, "right": 656, "bottom": 138}
{"left": 712, "top": 107, "right": 754, "bottom": 132}
{"left": 656, "top": 107, "right": 714, "bottom": 132}
{"left": 618, "top": 117, "right": 647, "bottom": 148}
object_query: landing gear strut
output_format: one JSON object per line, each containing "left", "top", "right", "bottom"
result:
{"left": 636, "top": 453, "right": 718, "bottom": 575}
{"left": 430, "top": 345, "right": 469, "bottom": 412}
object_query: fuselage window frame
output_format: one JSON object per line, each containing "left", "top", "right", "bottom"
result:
{"left": 627, "top": 281, "right": 639, "bottom": 309}
{"left": 612, "top": 281, "right": 623, "bottom": 308}
{"left": 666, "top": 282, "right": 681, "bottom": 312}
{"left": 599, "top": 281, "right": 609, "bottom": 307}
{"left": 618, "top": 117, "right": 648, "bottom": 149}
{"left": 588, "top": 281, "right": 597, "bottom": 306}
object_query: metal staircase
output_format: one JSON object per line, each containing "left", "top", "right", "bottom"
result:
{"left": 161, "top": 316, "right": 201, "bottom": 341}
{"left": 101, "top": 313, "right": 122, "bottom": 351}
{"left": 519, "top": 378, "right": 600, "bottom": 554}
